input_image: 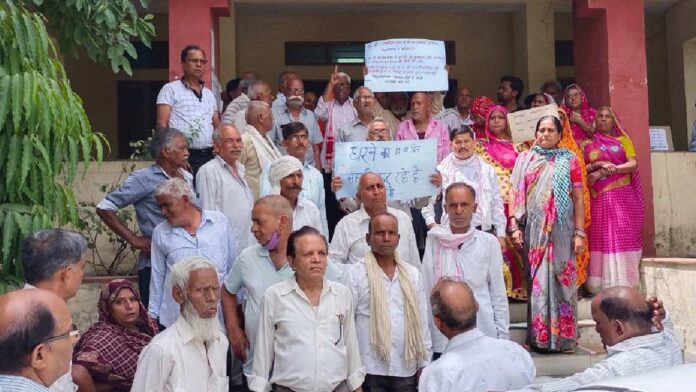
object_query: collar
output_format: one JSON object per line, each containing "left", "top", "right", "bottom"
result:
{"left": 606, "top": 332, "right": 665, "bottom": 356}
{"left": 444, "top": 328, "right": 485, "bottom": 353}
{"left": 214, "top": 155, "right": 246, "bottom": 176}
{"left": 180, "top": 78, "right": 205, "bottom": 87}
{"left": 254, "top": 244, "right": 291, "bottom": 272}
{"left": 166, "top": 209, "right": 214, "bottom": 234}
{"left": 174, "top": 314, "right": 220, "bottom": 345}
{"left": 280, "top": 105, "right": 308, "bottom": 116}
{"left": 278, "top": 277, "right": 337, "bottom": 299}
{"left": 0, "top": 375, "right": 51, "bottom": 391}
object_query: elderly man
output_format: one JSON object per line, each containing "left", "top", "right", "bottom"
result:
{"left": 221, "top": 72, "right": 258, "bottom": 123}
{"left": 315, "top": 67, "right": 356, "bottom": 173}
{"left": 239, "top": 101, "right": 282, "bottom": 199}
{"left": 149, "top": 178, "right": 237, "bottom": 328}
{"left": 268, "top": 155, "right": 325, "bottom": 237}
{"left": 395, "top": 92, "right": 449, "bottom": 163}
{"left": 0, "top": 289, "right": 79, "bottom": 391}
{"left": 196, "top": 124, "right": 255, "bottom": 250}
{"left": 498, "top": 74, "right": 525, "bottom": 113}
{"left": 270, "top": 78, "right": 323, "bottom": 167}
{"left": 519, "top": 287, "right": 682, "bottom": 392}
{"left": 373, "top": 95, "right": 400, "bottom": 139}
{"left": 422, "top": 183, "right": 509, "bottom": 354}
{"left": 330, "top": 172, "right": 419, "bottom": 266}
{"left": 303, "top": 91, "right": 318, "bottom": 111}
{"left": 438, "top": 86, "right": 474, "bottom": 132}
{"left": 222, "top": 196, "right": 343, "bottom": 383}
{"left": 388, "top": 92, "right": 409, "bottom": 121}
{"left": 133, "top": 256, "right": 228, "bottom": 391}
{"left": 336, "top": 86, "right": 376, "bottom": 142}
{"left": 231, "top": 81, "right": 275, "bottom": 131}
{"left": 540, "top": 80, "right": 563, "bottom": 105}
{"left": 262, "top": 122, "right": 328, "bottom": 235}
{"left": 156, "top": 45, "right": 220, "bottom": 174}
{"left": 250, "top": 226, "right": 365, "bottom": 392}
{"left": 419, "top": 278, "right": 534, "bottom": 392}
{"left": 21, "top": 229, "right": 87, "bottom": 392}
{"left": 97, "top": 128, "right": 192, "bottom": 305}
{"left": 272, "top": 70, "right": 298, "bottom": 111}
{"left": 342, "top": 213, "right": 431, "bottom": 392}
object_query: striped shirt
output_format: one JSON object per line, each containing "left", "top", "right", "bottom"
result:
{"left": 0, "top": 375, "right": 51, "bottom": 392}
{"left": 148, "top": 209, "right": 238, "bottom": 327}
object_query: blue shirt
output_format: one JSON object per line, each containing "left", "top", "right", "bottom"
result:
{"left": 269, "top": 106, "right": 323, "bottom": 165}
{"left": 97, "top": 165, "right": 193, "bottom": 269}
{"left": 0, "top": 375, "right": 51, "bottom": 392}
{"left": 148, "top": 209, "right": 238, "bottom": 327}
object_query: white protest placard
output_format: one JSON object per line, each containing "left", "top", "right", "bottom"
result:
{"left": 364, "top": 39, "right": 448, "bottom": 92}
{"left": 333, "top": 139, "right": 437, "bottom": 201}
{"left": 649, "top": 126, "right": 674, "bottom": 151}
{"left": 507, "top": 103, "right": 559, "bottom": 143}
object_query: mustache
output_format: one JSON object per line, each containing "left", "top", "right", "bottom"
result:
{"left": 287, "top": 185, "right": 303, "bottom": 191}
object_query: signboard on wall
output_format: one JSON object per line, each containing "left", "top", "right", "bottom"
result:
{"left": 649, "top": 126, "right": 675, "bottom": 151}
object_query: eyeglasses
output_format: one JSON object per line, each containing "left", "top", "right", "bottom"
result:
{"left": 288, "top": 88, "right": 305, "bottom": 94}
{"left": 187, "top": 58, "right": 208, "bottom": 65}
{"left": 37, "top": 324, "right": 80, "bottom": 347}
{"left": 288, "top": 134, "right": 309, "bottom": 142}
{"left": 369, "top": 128, "right": 389, "bottom": 134}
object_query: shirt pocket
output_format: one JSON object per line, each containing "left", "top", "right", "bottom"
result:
{"left": 319, "top": 313, "right": 345, "bottom": 347}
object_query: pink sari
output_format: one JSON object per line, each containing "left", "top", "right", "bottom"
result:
{"left": 582, "top": 110, "right": 644, "bottom": 292}
{"left": 561, "top": 84, "right": 596, "bottom": 146}
{"left": 476, "top": 105, "right": 528, "bottom": 300}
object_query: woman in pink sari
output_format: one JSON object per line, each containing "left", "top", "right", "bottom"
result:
{"left": 583, "top": 106, "right": 644, "bottom": 293}
{"left": 475, "top": 105, "right": 528, "bottom": 300}
{"left": 561, "top": 84, "right": 596, "bottom": 145}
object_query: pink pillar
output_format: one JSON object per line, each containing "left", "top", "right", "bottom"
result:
{"left": 573, "top": 0, "right": 655, "bottom": 256}
{"left": 168, "top": 0, "right": 230, "bottom": 88}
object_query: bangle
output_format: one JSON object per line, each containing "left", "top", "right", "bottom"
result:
{"left": 574, "top": 229, "right": 586, "bottom": 239}
{"left": 508, "top": 226, "right": 520, "bottom": 235}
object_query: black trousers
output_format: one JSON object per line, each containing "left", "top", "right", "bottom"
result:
{"left": 323, "top": 172, "right": 345, "bottom": 241}
{"left": 363, "top": 374, "right": 418, "bottom": 392}
{"left": 188, "top": 148, "right": 215, "bottom": 177}
{"left": 138, "top": 267, "right": 151, "bottom": 309}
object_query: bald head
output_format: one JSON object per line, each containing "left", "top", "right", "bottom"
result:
{"left": 0, "top": 289, "right": 72, "bottom": 380}
{"left": 246, "top": 101, "right": 273, "bottom": 132}
{"left": 592, "top": 286, "right": 653, "bottom": 347}
{"left": 255, "top": 195, "right": 294, "bottom": 220}
{"left": 430, "top": 278, "right": 478, "bottom": 337}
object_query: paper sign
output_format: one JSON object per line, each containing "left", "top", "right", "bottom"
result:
{"left": 507, "top": 103, "right": 560, "bottom": 143}
{"left": 364, "top": 39, "right": 448, "bottom": 92}
{"left": 333, "top": 139, "right": 437, "bottom": 201}
{"left": 649, "top": 126, "right": 674, "bottom": 151}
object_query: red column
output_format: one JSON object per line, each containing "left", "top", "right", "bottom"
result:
{"left": 168, "top": 0, "right": 230, "bottom": 88}
{"left": 573, "top": 0, "right": 655, "bottom": 256}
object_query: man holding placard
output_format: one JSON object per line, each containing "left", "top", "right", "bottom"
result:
{"left": 337, "top": 86, "right": 377, "bottom": 142}
{"left": 396, "top": 92, "right": 450, "bottom": 163}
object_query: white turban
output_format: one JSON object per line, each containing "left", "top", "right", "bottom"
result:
{"left": 268, "top": 155, "right": 304, "bottom": 195}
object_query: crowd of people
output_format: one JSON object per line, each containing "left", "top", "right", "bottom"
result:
{"left": 0, "top": 44, "right": 684, "bottom": 392}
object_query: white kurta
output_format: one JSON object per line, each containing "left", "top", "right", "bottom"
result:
{"left": 421, "top": 227, "right": 510, "bottom": 352}
{"left": 329, "top": 206, "right": 420, "bottom": 267}
{"left": 342, "top": 260, "right": 432, "bottom": 377}
{"left": 132, "top": 315, "right": 229, "bottom": 392}
{"left": 419, "top": 328, "right": 535, "bottom": 392}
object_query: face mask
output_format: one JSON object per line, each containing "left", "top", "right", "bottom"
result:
{"left": 263, "top": 230, "right": 281, "bottom": 251}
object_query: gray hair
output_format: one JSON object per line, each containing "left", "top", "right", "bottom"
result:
{"left": 540, "top": 80, "right": 562, "bottom": 93}
{"left": 246, "top": 100, "right": 270, "bottom": 124}
{"left": 150, "top": 128, "right": 186, "bottom": 159}
{"left": 238, "top": 77, "right": 255, "bottom": 95}
{"left": 170, "top": 256, "right": 218, "bottom": 293}
{"left": 353, "top": 86, "right": 373, "bottom": 101}
{"left": 337, "top": 72, "right": 351, "bottom": 85}
{"left": 212, "top": 124, "right": 239, "bottom": 143}
{"left": 368, "top": 117, "right": 391, "bottom": 132}
{"left": 154, "top": 177, "right": 195, "bottom": 200}
{"left": 430, "top": 277, "right": 477, "bottom": 332}
{"left": 21, "top": 229, "right": 87, "bottom": 284}
{"left": 248, "top": 81, "right": 270, "bottom": 100}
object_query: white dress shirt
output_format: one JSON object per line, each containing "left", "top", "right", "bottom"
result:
{"left": 221, "top": 93, "right": 250, "bottom": 125}
{"left": 233, "top": 109, "right": 250, "bottom": 131}
{"left": 436, "top": 108, "right": 474, "bottom": 132}
{"left": 196, "top": 156, "right": 255, "bottom": 250}
{"left": 421, "top": 227, "right": 509, "bottom": 352}
{"left": 149, "top": 210, "right": 238, "bottom": 327}
{"left": 518, "top": 315, "right": 683, "bottom": 392}
{"left": 156, "top": 80, "right": 217, "bottom": 149}
{"left": 293, "top": 198, "right": 326, "bottom": 237}
{"left": 249, "top": 278, "right": 365, "bottom": 392}
{"left": 329, "top": 206, "right": 420, "bottom": 267}
{"left": 419, "top": 328, "right": 535, "bottom": 392}
{"left": 132, "top": 315, "right": 229, "bottom": 392}
{"left": 342, "top": 260, "right": 432, "bottom": 377}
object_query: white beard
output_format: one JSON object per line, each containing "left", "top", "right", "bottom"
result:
{"left": 182, "top": 301, "right": 218, "bottom": 343}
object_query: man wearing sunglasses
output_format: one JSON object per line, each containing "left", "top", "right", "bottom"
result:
{"left": 0, "top": 288, "right": 79, "bottom": 391}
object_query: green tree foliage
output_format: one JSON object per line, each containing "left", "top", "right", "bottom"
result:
{"left": 0, "top": 0, "right": 155, "bottom": 292}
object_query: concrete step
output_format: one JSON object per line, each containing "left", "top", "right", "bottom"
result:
{"left": 510, "top": 319, "right": 601, "bottom": 349}
{"left": 509, "top": 298, "right": 593, "bottom": 323}
{"left": 530, "top": 348, "right": 607, "bottom": 377}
